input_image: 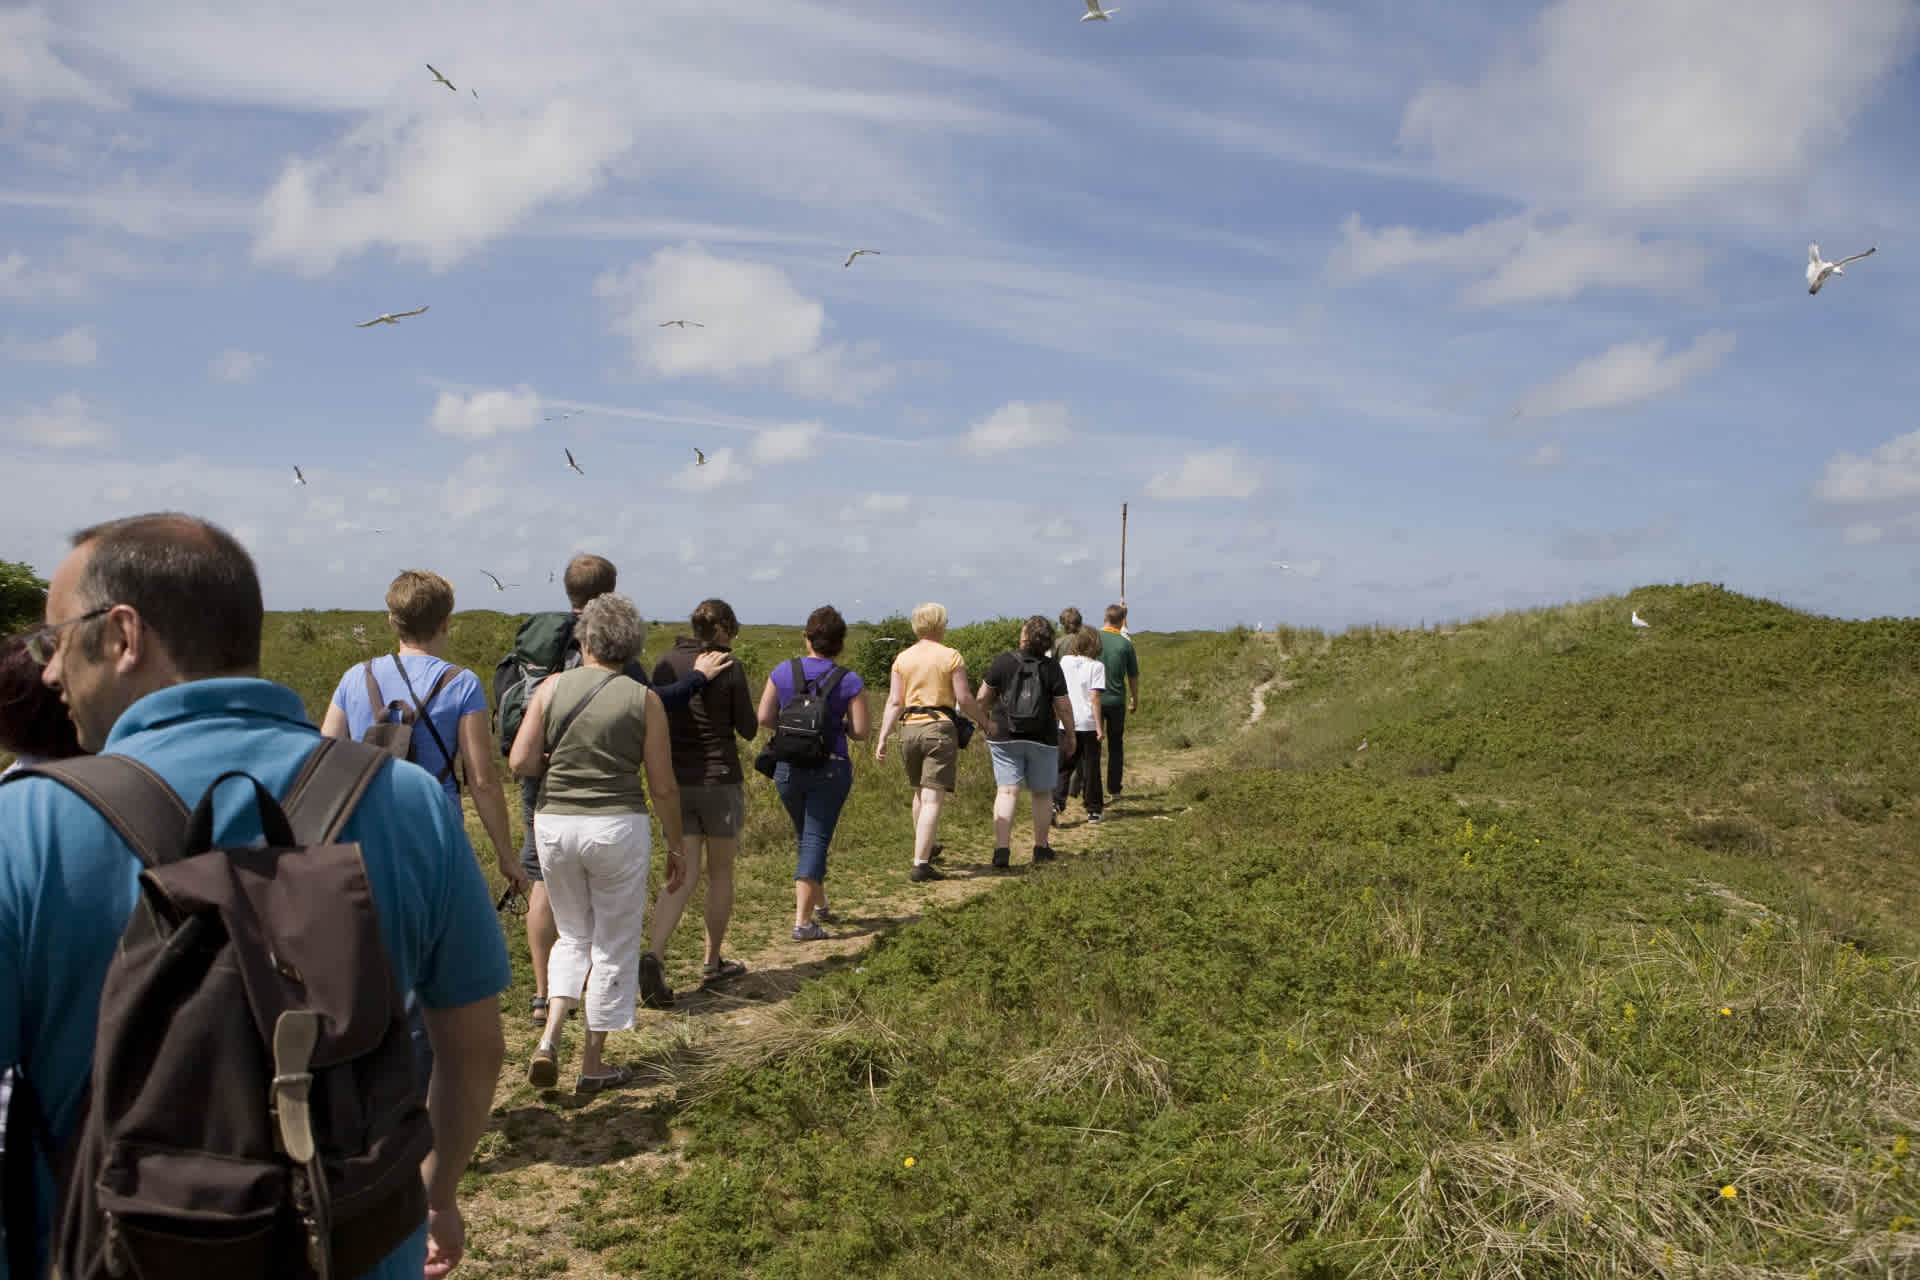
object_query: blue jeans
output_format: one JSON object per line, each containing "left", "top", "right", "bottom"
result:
{"left": 774, "top": 757, "right": 852, "bottom": 883}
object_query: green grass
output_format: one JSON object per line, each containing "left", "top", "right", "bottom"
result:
{"left": 26, "top": 591, "right": 1920, "bottom": 1276}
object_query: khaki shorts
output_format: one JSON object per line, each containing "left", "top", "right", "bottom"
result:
{"left": 901, "top": 717, "right": 958, "bottom": 791}
{"left": 679, "top": 783, "right": 747, "bottom": 838}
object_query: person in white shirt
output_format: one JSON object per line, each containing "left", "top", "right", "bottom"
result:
{"left": 1051, "top": 625, "right": 1107, "bottom": 822}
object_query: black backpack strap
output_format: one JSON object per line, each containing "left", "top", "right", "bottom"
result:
{"left": 818, "top": 664, "right": 848, "bottom": 700}
{"left": 280, "top": 738, "right": 392, "bottom": 847}
{"left": 6, "top": 756, "right": 190, "bottom": 869}
{"left": 390, "top": 657, "right": 464, "bottom": 786}
{"left": 787, "top": 658, "right": 809, "bottom": 698}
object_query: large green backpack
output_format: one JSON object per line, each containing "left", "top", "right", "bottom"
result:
{"left": 491, "top": 612, "right": 579, "bottom": 756}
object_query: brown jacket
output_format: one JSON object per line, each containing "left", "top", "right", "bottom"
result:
{"left": 653, "top": 636, "right": 757, "bottom": 785}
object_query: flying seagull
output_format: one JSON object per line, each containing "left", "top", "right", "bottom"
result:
{"left": 1807, "top": 243, "right": 1876, "bottom": 295}
{"left": 426, "top": 64, "right": 457, "bottom": 92}
{"left": 658, "top": 319, "right": 705, "bottom": 328}
{"left": 481, "top": 570, "right": 510, "bottom": 592}
{"left": 694, "top": 448, "right": 707, "bottom": 466}
{"left": 566, "top": 448, "right": 584, "bottom": 475}
{"left": 1631, "top": 610, "right": 1651, "bottom": 628}
{"left": 357, "top": 306, "right": 429, "bottom": 327}
{"left": 293, "top": 465, "right": 307, "bottom": 486}
{"left": 844, "top": 249, "right": 880, "bottom": 267}
{"left": 1082, "top": 0, "right": 1117, "bottom": 19}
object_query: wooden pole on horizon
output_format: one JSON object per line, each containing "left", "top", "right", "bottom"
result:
{"left": 1120, "top": 502, "right": 1128, "bottom": 605}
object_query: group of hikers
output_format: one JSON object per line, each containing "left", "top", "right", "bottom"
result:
{"left": 0, "top": 513, "right": 1141, "bottom": 1280}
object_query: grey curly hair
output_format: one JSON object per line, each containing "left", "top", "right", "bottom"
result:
{"left": 576, "top": 592, "right": 646, "bottom": 666}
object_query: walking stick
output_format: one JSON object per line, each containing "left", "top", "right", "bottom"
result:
{"left": 1120, "top": 502, "right": 1128, "bottom": 604}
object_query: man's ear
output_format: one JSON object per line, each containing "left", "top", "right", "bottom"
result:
{"left": 107, "top": 606, "right": 145, "bottom": 675}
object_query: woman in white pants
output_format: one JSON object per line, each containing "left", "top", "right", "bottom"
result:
{"left": 510, "top": 593, "right": 682, "bottom": 1092}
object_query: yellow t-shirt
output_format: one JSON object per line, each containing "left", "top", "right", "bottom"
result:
{"left": 891, "top": 641, "right": 964, "bottom": 721}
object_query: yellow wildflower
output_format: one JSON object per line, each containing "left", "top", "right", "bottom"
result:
{"left": 1721, "top": 1184, "right": 1738, "bottom": 1199}
{"left": 903, "top": 1156, "right": 916, "bottom": 1169}
{"left": 1720, "top": 1007, "right": 1732, "bottom": 1017}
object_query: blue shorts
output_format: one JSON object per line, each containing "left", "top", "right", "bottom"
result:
{"left": 988, "top": 739, "right": 1060, "bottom": 792}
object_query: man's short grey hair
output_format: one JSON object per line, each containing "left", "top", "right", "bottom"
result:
{"left": 576, "top": 593, "right": 646, "bottom": 666}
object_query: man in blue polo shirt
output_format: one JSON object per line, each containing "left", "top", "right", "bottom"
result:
{"left": 0, "top": 513, "right": 509, "bottom": 1280}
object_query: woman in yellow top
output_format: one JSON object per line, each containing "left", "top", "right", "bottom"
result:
{"left": 874, "top": 602, "right": 987, "bottom": 882}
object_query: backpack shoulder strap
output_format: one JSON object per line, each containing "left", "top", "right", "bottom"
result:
{"left": 787, "top": 658, "right": 810, "bottom": 697}
{"left": 547, "top": 672, "right": 620, "bottom": 758}
{"left": 7, "top": 755, "right": 190, "bottom": 868}
{"left": 392, "top": 658, "right": 464, "bottom": 785}
{"left": 818, "top": 664, "right": 849, "bottom": 700}
{"left": 280, "top": 738, "right": 392, "bottom": 847}
{"left": 361, "top": 661, "right": 386, "bottom": 720}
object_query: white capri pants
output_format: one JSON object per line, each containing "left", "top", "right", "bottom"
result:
{"left": 534, "top": 810, "right": 652, "bottom": 1032}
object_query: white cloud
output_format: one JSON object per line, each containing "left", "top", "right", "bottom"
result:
{"left": 1060, "top": 547, "right": 1091, "bottom": 566}
{"left": 1514, "top": 330, "right": 1735, "bottom": 421}
{"left": 1815, "top": 430, "right": 1920, "bottom": 506}
{"left": 1330, "top": 213, "right": 1705, "bottom": 305}
{"left": 437, "top": 449, "right": 516, "bottom": 522}
{"left": 669, "top": 447, "right": 750, "bottom": 492}
{"left": 0, "top": 7, "right": 114, "bottom": 108}
{"left": 1400, "top": 0, "right": 1920, "bottom": 208}
{"left": 783, "top": 342, "right": 898, "bottom": 404}
{"left": 750, "top": 422, "right": 824, "bottom": 464}
{"left": 1148, "top": 447, "right": 1260, "bottom": 501}
{"left": 7, "top": 392, "right": 114, "bottom": 448}
{"left": 1844, "top": 522, "right": 1885, "bottom": 546}
{"left": 862, "top": 493, "right": 910, "bottom": 516}
{"left": 255, "top": 100, "right": 630, "bottom": 274}
{"left": 597, "top": 244, "right": 823, "bottom": 378}
{"left": 1550, "top": 519, "right": 1673, "bottom": 561}
{"left": 209, "top": 348, "right": 266, "bottom": 383}
{"left": 428, "top": 385, "right": 542, "bottom": 440}
{"left": 0, "top": 249, "right": 87, "bottom": 301}
{"left": 964, "top": 401, "right": 1069, "bottom": 457}
{"left": 1524, "top": 441, "right": 1565, "bottom": 468}
{"left": 2, "top": 326, "right": 98, "bottom": 366}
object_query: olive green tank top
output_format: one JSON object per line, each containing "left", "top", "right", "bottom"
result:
{"left": 536, "top": 668, "right": 651, "bottom": 815}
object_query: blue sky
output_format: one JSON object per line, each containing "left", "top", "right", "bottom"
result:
{"left": 4, "top": 0, "right": 1919, "bottom": 631}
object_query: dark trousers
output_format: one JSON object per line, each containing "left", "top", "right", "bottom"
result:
{"left": 1104, "top": 702, "right": 1127, "bottom": 794}
{"left": 1053, "top": 733, "right": 1104, "bottom": 816}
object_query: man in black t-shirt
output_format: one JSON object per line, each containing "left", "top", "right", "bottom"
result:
{"left": 977, "top": 615, "right": 1077, "bottom": 871}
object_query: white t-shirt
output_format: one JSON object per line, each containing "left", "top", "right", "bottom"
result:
{"left": 1058, "top": 655, "right": 1107, "bottom": 732}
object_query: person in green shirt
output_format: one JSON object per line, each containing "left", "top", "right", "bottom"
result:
{"left": 1098, "top": 603, "right": 1140, "bottom": 796}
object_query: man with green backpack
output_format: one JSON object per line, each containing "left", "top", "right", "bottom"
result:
{"left": 492, "top": 554, "right": 732, "bottom": 1018}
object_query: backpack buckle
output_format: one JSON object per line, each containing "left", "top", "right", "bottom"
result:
{"left": 271, "top": 1011, "right": 320, "bottom": 1163}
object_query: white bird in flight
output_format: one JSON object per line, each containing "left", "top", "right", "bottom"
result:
{"left": 357, "top": 306, "right": 429, "bottom": 327}
{"left": 426, "top": 64, "right": 457, "bottom": 92}
{"left": 565, "top": 448, "right": 584, "bottom": 475}
{"left": 694, "top": 448, "right": 707, "bottom": 466}
{"left": 1631, "top": 610, "right": 1651, "bottom": 629}
{"left": 1807, "top": 243, "right": 1876, "bottom": 295}
{"left": 481, "top": 570, "right": 513, "bottom": 592}
{"left": 1082, "top": 0, "right": 1117, "bottom": 19}
{"left": 293, "top": 465, "right": 307, "bottom": 486}
{"left": 844, "top": 249, "right": 880, "bottom": 267}
{"left": 658, "top": 319, "right": 705, "bottom": 328}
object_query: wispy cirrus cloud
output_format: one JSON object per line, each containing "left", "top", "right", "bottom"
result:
{"left": 964, "top": 401, "right": 1068, "bottom": 457}
{"left": 428, "top": 385, "right": 542, "bottom": 440}
{"left": 2, "top": 325, "right": 98, "bottom": 366}
{"left": 1513, "top": 330, "right": 1735, "bottom": 421}
{"left": 1148, "top": 447, "right": 1260, "bottom": 501}
{"left": 7, "top": 392, "right": 115, "bottom": 449}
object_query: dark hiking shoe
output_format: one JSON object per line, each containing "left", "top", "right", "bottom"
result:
{"left": 638, "top": 952, "right": 676, "bottom": 1009}
{"left": 909, "top": 861, "right": 945, "bottom": 883}
{"left": 1032, "top": 846, "right": 1057, "bottom": 864}
{"left": 990, "top": 847, "right": 1011, "bottom": 871}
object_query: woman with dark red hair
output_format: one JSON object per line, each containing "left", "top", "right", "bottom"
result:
{"left": 0, "top": 631, "right": 83, "bottom": 777}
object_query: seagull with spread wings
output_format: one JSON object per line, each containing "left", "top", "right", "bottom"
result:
{"left": 566, "top": 448, "right": 584, "bottom": 475}
{"left": 844, "top": 249, "right": 880, "bottom": 267}
{"left": 658, "top": 319, "right": 705, "bottom": 328}
{"left": 426, "top": 64, "right": 457, "bottom": 91}
{"left": 1082, "top": 0, "right": 1117, "bottom": 19}
{"left": 694, "top": 448, "right": 707, "bottom": 466}
{"left": 481, "top": 570, "right": 515, "bottom": 592}
{"left": 293, "top": 465, "right": 307, "bottom": 486}
{"left": 1807, "top": 242, "right": 1877, "bottom": 295}
{"left": 357, "top": 306, "right": 429, "bottom": 327}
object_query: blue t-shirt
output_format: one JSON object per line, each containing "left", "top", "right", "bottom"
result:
{"left": 330, "top": 654, "right": 487, "bottom": 807}
{"left": 766, "top": 657, "right": 865, "bottom": 761}
{"left": 0, "top": 678, "right": 512, "bottom": 1280}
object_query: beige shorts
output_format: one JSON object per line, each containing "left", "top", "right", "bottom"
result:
{"left": 901, "top": 717, "right": 958, "bottom": 791}
{"left": 679, "top": 783, "right": 747, "bottom": 838}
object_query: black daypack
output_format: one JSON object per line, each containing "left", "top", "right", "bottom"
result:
{"left": 1003, "top": 655, "right": 1052, "bottom": 736}
{"left": 360, "top": 657, "right": 462, "bottom": 785}
{"left": 0, "top": 739, "right": 433, "bottom": 1280}
{"left": 769, "top": 659, "right": 848, "bottom": 768}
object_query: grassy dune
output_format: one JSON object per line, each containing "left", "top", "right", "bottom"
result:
{"left": 38, "top": 590, "right": 1920, "bottom": 1275}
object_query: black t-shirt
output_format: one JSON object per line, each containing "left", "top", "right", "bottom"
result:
{"left": 983, "top": 650, "right": 1070, "bottom": 746}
